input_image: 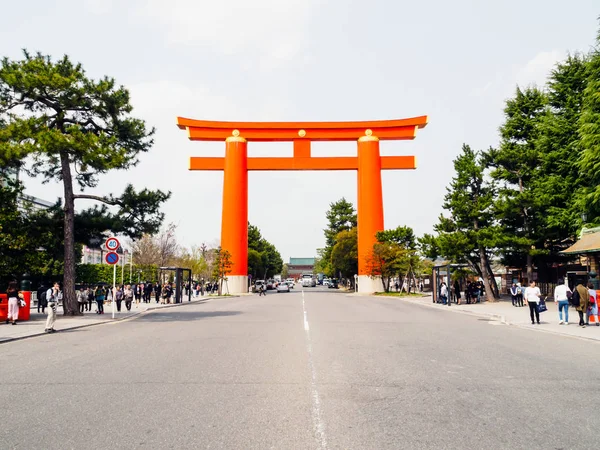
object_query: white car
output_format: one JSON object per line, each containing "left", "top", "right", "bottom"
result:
{"left": 276, "top": 282, "right": 290, "bottom": 293}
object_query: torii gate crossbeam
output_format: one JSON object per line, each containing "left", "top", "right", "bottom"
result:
{"left": 177, "top": 117, "right": 428, "bottom": 294}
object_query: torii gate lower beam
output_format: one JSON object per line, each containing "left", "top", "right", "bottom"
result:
{"left": 178, "top": 117, "right": 428, "bottom": 294}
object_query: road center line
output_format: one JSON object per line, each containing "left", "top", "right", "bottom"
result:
{"left": 302, "top": 290, "right": 328, "bottom": 449}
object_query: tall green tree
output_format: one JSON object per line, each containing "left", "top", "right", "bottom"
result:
{"left": 318, "top": 198, "right": 357, "bottom": 276}
{"left": 330, "top": 227, "right": 358, "bottom": 281}
{"left": 535, "top": 54, "right": 589, "bottom": 270}
{"left": 247, "top": 223, "right": 283, "bottom": 279}
{"left": 0, "top": 51, "right": 170, "bottom": 315}
{"left": 422, "top": 144, "right": 500, "bottom": 300}
{"left": 579, "top": 28, "right": 600, "bottom": 220}
{"left": 486, "top": 86, "right": 547, "bottom": 282}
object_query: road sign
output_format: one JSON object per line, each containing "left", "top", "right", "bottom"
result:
{"left": 105, "top": 237, "right": 120, "bottom": 251}
{"left": 105, "top": 252, "right": 119, "bottom": 265}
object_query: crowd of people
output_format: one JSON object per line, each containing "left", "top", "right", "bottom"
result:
{"left": 436, "top": 280, "right": 484, "bottom": 305}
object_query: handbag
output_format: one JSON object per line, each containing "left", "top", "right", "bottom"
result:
{"left": 538, "top": 298, "right": 548, "bottom": 313}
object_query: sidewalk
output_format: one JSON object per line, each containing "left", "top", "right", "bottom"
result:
{"left": 0, "top": 296, "right": 211, "bottom": 344}
{"left": 385, "top": 294, "right": 600, "bottom": 342}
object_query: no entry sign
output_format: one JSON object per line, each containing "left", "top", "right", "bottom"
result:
{"left": 105, "top": 252, "right": 119, "bottom": 265}
{"left": 105, "top": 237, "right": 120, "bottom": 251}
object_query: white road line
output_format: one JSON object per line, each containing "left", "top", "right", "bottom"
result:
{"left": 302, "top": 290, "right": 328, "bottom": 449}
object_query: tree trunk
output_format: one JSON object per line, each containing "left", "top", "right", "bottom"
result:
{"left": 59, "top": 151, "right": 81, "bottom": 316}
{"left": 479, "top": 246, "right": 495, "bottom": 302}
{"left": 485, "top": 257, "right": 500, "bottom": 298}
{"left": 526, "top": 253, "right": 533, "bottom": 285}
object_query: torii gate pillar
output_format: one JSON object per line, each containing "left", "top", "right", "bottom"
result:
{"left": 221, "top": 136, "right": 249, "bottom": 294}
{"left": 357, "top": 133, "right": 384, "bottom": 293}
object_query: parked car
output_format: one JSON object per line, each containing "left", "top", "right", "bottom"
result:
{"left": 253, "top": 280, "right": 265, "bottom": 293}
{"left": 266, "top": 280, "right": 275, "bottom": 290}
{"left": 276, "top": 282, "right": 290, "bottom": 293}
{"left": 328, "top": 279, "right": 339, "bottom": 289}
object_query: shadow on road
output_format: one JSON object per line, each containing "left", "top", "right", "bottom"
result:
{"left": 136, "top": 310, "right": 242, "bottom": 322}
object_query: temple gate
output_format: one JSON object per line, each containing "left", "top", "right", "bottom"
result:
{"left": 177, "top": 117, "right": 428, "bottom": 294}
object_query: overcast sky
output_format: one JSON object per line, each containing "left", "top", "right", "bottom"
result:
{"left": 2, "top": 1, "right": 598, "bottom": 262}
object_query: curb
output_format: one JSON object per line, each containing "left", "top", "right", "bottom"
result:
{"left": 0, "top": 297, "right": 214, "bottom": 345}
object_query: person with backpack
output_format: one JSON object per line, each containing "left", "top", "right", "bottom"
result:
{"left": 95, "top": 286, "right": 106, "bottom": 314}
{"left": 553, "top": 279, "right": 571, "bottom": 325}
{"left": 45, "top": 282, "right": 62, "bottom": 333}
{"left": 572, "top": 282, "right": 589, "bottom": 327}
{"left": 37, "top": 284, "right": 48, "bottom": 313}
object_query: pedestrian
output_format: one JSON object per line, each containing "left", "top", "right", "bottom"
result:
{"left": 439, "top": 282, "right": 448, "bottom": 305}
{"left": 37, "top": 283, "right": 47, "bottom": 313}
{"left": 95, "top": 285, "right": 105, "bottom": 314}
{"left": 553, "top": 279, "right": 571, "bottom": 325}
{"left": 154, "top": 282, "right": 161, "bottom": 303}
{"left": 516, "top": 283, "right": 524, "bottom": 307}
{"left": 525, "top": 280, "right": 541, "bottom": 325}
{"left": 454, "top": 280, "right": 461, "bottom": 305}
{"left": 510, "top": 283, "right": 518, "bottom": 307}
{"left": 6, "top": 280, "right": 20, "bottom": 325}
{"left": 124, "top": 285, "right": 134, "bottom": 311}
{"left": 78, "top": 287, "right": 87, "bottom": 314}
{"left": 587, "top": 283, "right": 599, "bottom": 326}
{"left": 144, "top": 282, "right": 153, "bottom": 303}
{"left": 115, "top": 285, "right": 124, "bottom": 312}
{"left": 86, "top": 287, "right": 94, "bottom": 312}
{"left": 45, "top": 282, "right": 62, "bottom": 333}
{"left": 573, "top": 282, "right": 589, "bottom": 327}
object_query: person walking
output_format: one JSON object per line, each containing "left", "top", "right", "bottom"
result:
{"left": 6, "top": 281, "right": 20, "bottom": 325}
{"left": 454, "top": 280, "right": 461, "bottom": 305}
{"left": 525, "top": 280, "right": 541, "bottom": 325}
{"left": 154, "top": 282, "right": 162, "bottom": 304}
{"left": 45, "top": 282, "right": 62, "bottom": 333}
{"left": 86, "top": 287, "right": 94, "bottom": 312}
{"left": 115, "top": 286, "right": 124, "bottom": 312}
{"left": 439, "top": 282, "right": 448, "bottom": 305}
{"left": 124, "top": 285, "right": 134, "bottom": 311}
{"left": 510, "top": 283, "right": 519, "bottom": 307}
{"left": 95, "top": 286, "right": 105, "bottom": 314}
{"left": 36, "top": 283, "right": 47, "bottom": 313}
{"left": 553, "top": 279, "right": 571, "bottom": 325}
{"left": 587, "top": 283, "right": 599, "bottom": 326}
{"left": 516, "top": 283, "right": 524, "bottom": 307}
{"left": 573, "top": 282, "right": 589, "bottom": 327}
{"left": 77, "top": 287, "right": 87, "bottom": 314}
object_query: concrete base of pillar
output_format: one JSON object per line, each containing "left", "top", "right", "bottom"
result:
{"left": 357, "top": 275, "right": 384, "bottom": 294}
{"left": 223, "top": 275, "right": 249, "bottom": 295}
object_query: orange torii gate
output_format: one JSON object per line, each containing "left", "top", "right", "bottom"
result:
{"left": 177, "top": 117, "right": 428, "bottom": 294}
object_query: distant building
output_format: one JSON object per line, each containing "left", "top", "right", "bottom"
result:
{"left": 288, "top": 257, "right": 316, "bottom": 278}
{"left": 81, "top": 244, "right": 131, "bottom": 266}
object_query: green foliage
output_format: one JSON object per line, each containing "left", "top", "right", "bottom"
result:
{"left": 0, "top": 179, "right": 62, "bottom": 279}
{"left": 247, "top": 223, "right": 283, "bottom": 278}
{"left": 368, "top": 226, "right": 419, "bottom": 292}
{"left": 579, "top": 34, "right": 600, "bottom": 217}
{"left": 319, "top": 198, "right": 358, "bottom": 277}
{"left": 330, "top": 227, "right": 358, "bottom": 280}
{"left": 76, "top": 263, "right": 158, "bottom": 285}
{"left": 0, "top": 50, "right": 170, "bottom": 314}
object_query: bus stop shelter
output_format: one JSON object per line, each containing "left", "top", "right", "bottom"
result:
{"left": 159, "top": 267, "right": 193, "bottom": 303}
{"left": 432, "top": 263, "right": 470, "bottom": 305}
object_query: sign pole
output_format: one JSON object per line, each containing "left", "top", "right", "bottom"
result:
{"left": 112, "top": 263, "right": 116, "bottom": 319}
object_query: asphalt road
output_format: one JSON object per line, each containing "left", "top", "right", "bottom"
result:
{"left": 1, "top": 286, "right": 598, "bottom": 449}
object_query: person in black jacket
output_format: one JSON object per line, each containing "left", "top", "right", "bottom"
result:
{"left": 154, "top": 282, "right": 162, "bottom": 303}
{"left": 37, "top": 284, "right": 48, "bottom": 313}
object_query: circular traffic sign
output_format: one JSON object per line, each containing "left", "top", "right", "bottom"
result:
{"left": 105, "top": 252, "right": 119, "bottom": 265}
{"left": 105, "top": 237, "right": 120, "bottom": 251}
